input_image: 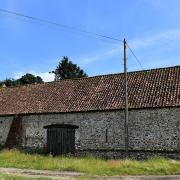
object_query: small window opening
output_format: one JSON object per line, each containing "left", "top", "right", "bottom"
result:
{"left": 105, "top": 129, "right": 108, "bottom": 143}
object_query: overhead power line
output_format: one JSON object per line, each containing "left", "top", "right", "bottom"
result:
{"left": 126, "top": 42, "right": 144, "bottom": 70}
{"left": 0, "top": 8, "right": 123, "bottom": 43}
{"left": 0, "top": 8, "right": 144, "bottom": 70}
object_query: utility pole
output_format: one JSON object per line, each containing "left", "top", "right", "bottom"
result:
{"left": 123, "top": 38, "right": 129, "bottom": 157}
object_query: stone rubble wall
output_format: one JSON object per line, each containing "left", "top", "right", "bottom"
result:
{"left": 0, "top": 107, "right": 179, "bottom": 158}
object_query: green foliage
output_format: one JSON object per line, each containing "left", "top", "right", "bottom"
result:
{"left": 52, "top": 56, "right": 88, "bottom": 80}
{"left": 0, "top": 78, "right": 18, "bottom": 87}
{"left": 18, "top": 73, "right": 43, "bottom": 85}
{"left": 0, "top": 74, "right": 43, "bottom": 87}
{"left": 0, "top": 150, "right": 180, "bottom": 176}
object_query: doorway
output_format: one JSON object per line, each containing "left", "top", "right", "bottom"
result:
{"left": 44, "top": 124, "right": 78, "bottom": 156}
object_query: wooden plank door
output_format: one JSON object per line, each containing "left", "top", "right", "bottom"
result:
{"left": 47, "top": 127, "right": 76, "bottom": 156}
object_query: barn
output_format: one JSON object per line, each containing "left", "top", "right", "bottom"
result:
{"left": 0, "top": 66, "right": 179, "bottom": 159}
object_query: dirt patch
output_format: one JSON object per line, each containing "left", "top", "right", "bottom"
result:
{"left": 1, "top": 167, "right": 180, "bottom": 179}
{"left": 0, "top": 167, "right": 83, "bottom": 179}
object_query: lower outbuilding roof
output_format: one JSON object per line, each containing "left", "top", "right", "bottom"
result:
{"left": 0, "top": 66, "right": 179, "bottom": 116}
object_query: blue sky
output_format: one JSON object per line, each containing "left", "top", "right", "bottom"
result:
{"left": 0, "top": 0, "right": 180, "bottom": 82}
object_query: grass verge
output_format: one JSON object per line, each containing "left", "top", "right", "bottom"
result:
{"left": 0, "top": 149, "right": 180, "bottom": 176}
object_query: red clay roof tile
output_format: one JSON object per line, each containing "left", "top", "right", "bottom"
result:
{"left": 0, "top": 66, "right": 179, "bottom": 115}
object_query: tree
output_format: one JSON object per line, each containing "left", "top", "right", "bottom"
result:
{"left": 51, "top": 56, "right": 88, "bottom": 81}
{"left": 18, "top": 73, "right": 43, "bottom": 85}
{"left": 0, "top": 73, "right": 43, "bottom": 87}
{"left": 0, "top": 78, "right": 18, "bottom": 87}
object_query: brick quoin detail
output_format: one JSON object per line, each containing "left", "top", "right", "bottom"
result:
{"left": 5, "top": 115, "right": 23, "bottom": 149}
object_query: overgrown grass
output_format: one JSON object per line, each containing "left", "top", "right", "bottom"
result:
{"left": 0, "top": 149, "right": 180, "bottom": 176}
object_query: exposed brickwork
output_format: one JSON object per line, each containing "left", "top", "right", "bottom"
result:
{"left": 5, "top": 115, "right": 23, "bottom": 149}
{"left": 0, "top": 66, "right": 179, "bottom": 116}
{"left": 0, "top": 116, "right": 13, "bottom": 148}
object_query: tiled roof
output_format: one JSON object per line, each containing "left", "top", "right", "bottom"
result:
{"left": 0, "top": 66, "right": 179, "bottom": 115}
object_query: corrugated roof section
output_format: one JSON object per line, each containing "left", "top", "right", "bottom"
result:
{"left": 0, "top": 66, "right": 179, "bottom": 115}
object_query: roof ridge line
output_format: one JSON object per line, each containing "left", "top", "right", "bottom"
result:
{"left": 0, "top": 65, "right": 179, "bottom": 90}
{"left": 31, "top": 65, "right": 180, "bottom": 84}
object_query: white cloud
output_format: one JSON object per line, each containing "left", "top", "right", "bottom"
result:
{"left": 34, "top": 72, "right": 54, "bottom": 82}
{"left": 78, "top": 46, "right": 121, "bottom": 66}
{"left": 14, "top": 71, "right": 54, "bottom": 82}
{"left": 129, "top": 28, "right": 180, "bottom": 49}
{"left": 78, "top": 29, "right": 180, "bottom": 65}
{"left": 13, "top": 28, "right": 180, "bottom": 80}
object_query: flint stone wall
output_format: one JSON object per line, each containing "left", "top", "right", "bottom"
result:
{"left": 0, "top": 107, "right": 179, "bottom": 158}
